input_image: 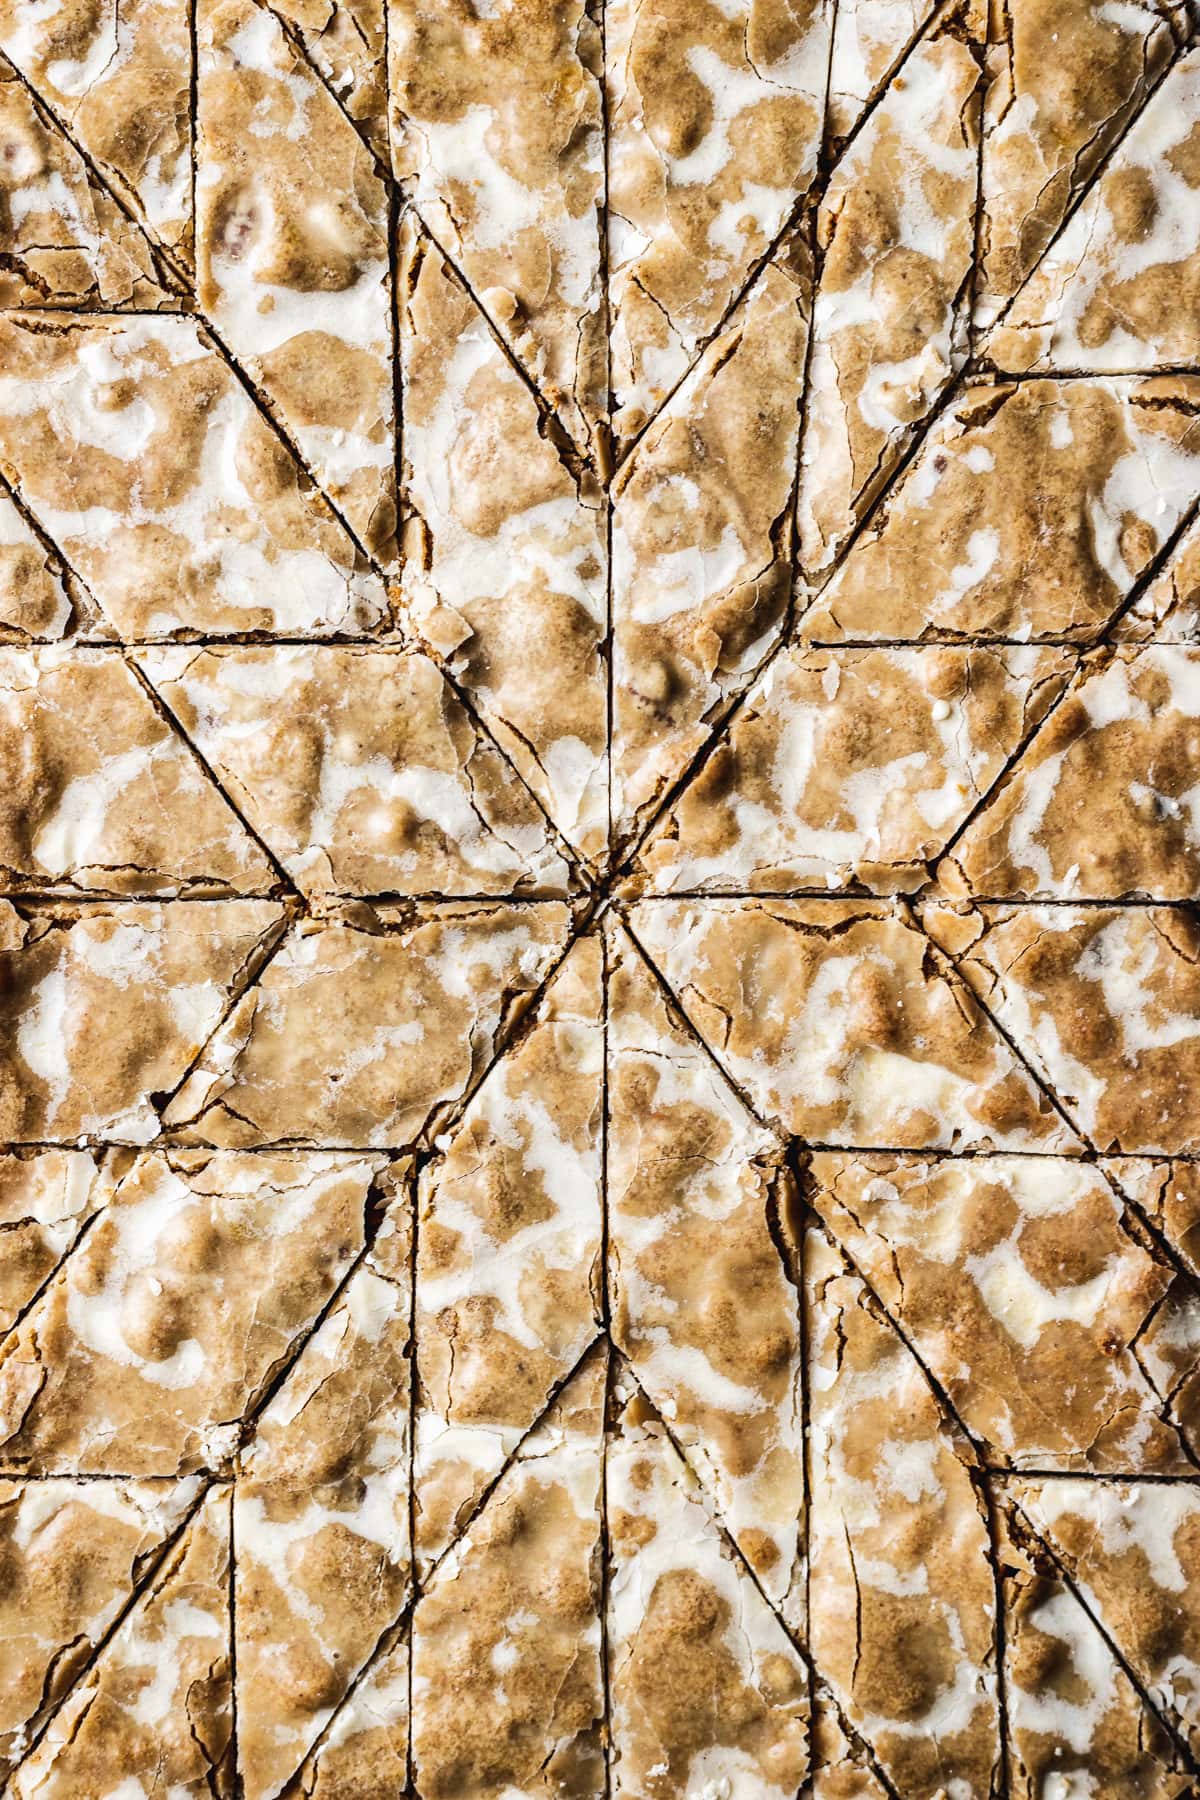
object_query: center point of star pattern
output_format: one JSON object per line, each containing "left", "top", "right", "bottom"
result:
{"left": 2, "top": 1, "right": 1200, "bottom": 1796}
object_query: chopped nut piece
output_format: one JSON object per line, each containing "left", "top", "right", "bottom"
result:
{"left": 611, "top": 253, "right": 810, "bottom": 843}
{"left": 399, "top": 222, "right": 607, "bottom": 863}
{"left": 808, "top": 1231, "right": 1000, "bottom": 1798}
{"left": 139, "top": 645, "right": 569, "bottom": 897}
{"left": 411, "top": 1349, "right": 606, "bottom": 1799}
{"left": 607, "top": 925, "right": 805, "bottom": 1621}
{"left": 197, "top": 0, "right": 396, "bottom": 558}
{"left": 800, "top": 379, "right": 1200, "bottom": 641}
{"left": 641, "top": 645, "right": 1069, "bottom": 893}
{"left": 414, "top": 936, "right": 602, "bottom": 1566}
{"left": 606, "top": 0, "right": 831, "bottom": 441}
{"left": 607, "top": 1373, "right": 810, "bottom": 1799}
{"left": 631, "top": 897, "right": 1076, "bottom": 1149}
{"left": 798, "top": 24, "right": 981, "bottom": 575}
{"left": 991, "top": 47, "right": 1200, "bottom": 370}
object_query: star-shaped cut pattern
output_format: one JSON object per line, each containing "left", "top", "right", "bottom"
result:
{"left": 1, "top": 2, "right": 1200, "bottom": 1795}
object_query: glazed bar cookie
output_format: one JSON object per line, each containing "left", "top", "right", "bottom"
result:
{"left": 606, "top": 0, "right": 830, "bottom": 443}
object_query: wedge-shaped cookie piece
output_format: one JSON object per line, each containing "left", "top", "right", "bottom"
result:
{"left": 800, "top": 380, "right": 1200, "bottom": 641}
{"left": 945, "top": 647, "right": 1200, "bottom": 899}
{"left": 197, "top": 0, "right": 395, "bottom": 559}
{"left": 414, "top": 936, "right": 602, "bottom": 1567}
{"left": 390, "top": 0, "right": 604, "bottom": 456}
{"left": 236, "top": 1182, "right": 411, "bottom": 1800}
{"left": 0, "top": 1476, "right": 198, "bottom": 1781}
{"left": 0, "top": 898, "right": 282, "bottom": 1143}
{"left": 1118, "top": 512, "right": 1200, "bottom": 644}
{"left": 606, "top": 0, "right": 830, "bottom": 441}
{"left": 808, "top": 1232, "right": 1000, "bottom": 1798}
{"left": 292, "top": 1635, "right": 409, "bottom": 1799}
{"left": 607, "top": 927, "right": 805, "bottom": 1622}
{"left": 399, "top": 225, "right": 607, "bottom": 864}
{"left": 931, "top": 903, "right": 1200, "bottom": 1153}
{"left": 631, "top": 898, "right": 1075, "bottom": 1149}
{"left": 999, "top": 1500, "right": 1192, "bottom": 1799}
{"left": 1013, "top": 1478, "right": 1200, "bottom": 1761}
{"left": 0, "top": 1151, "right": 100, "bottom": 1333}
{"left": 0, "top": 0, "right": 193, "bottom": 262}
{"left": 810, "top": 1153, "right": 1193, "bottom": 1471}
{"left": 0, "top": 64, "right": 173, "bottom": 309}
{"left": 827, "top": 1, "right": 939, "bottom": 141}
{"left": 607, "top": 1374, "right": 810, "bottom": 1799}
{"left": 0, "top": 494, "right": 72, "bottom": 642}
{"left": 165, "top": 902, "right": 571, "bottom": 1148}
{"left": 411, "top": 1350, "right": 606, "bottom": 1799}
{"left": 0, "top": 315, "right": 386, "bottom": 639}
{"left": 992, "top": 48, "right": 1200, "bottom": 371}
{"left": 139, "top": 645, "right": 568, "bottom": 898}
{"left": 267, "top": 0, "right": 386, "bottom": 157}
{"left": 641, "top": 645, "right": 1068, "bottom": 893}
{"left": 611, "top": 251, "right": 810, "bottom": 845}
{"left": 0, "top": 1150, "right": 385, "bottom": 1475}
{"left": 0, "top": 649, "right": 274, "bottom": 897}
{"left": 798, "top": 24, "right": 981, "bottom": 575}
{"left": 1108, "top": 1159, "right": 1200, "bottom": 1279}
{"left": 10, "top": 1486, "right": 233, "bottom": 1800}
{"left": 977, "top": 0, "right": 1184, "bottom": 326}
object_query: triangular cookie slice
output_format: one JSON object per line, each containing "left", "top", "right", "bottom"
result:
{"left": 1012, "top": 1476, "right": 1200, "bottom": 1761}
{"left": 944, "top": 646, "right": 1200, "bottom": 900}
{"left": 196, "top": 0, "right": 396, "bottom": 559}
{"left": 0, "top": 1476, "right": 200, "bottom": 1781}
{"left": 0, "top": 64, "right": 174, "bottom": 309}
{"left": 164, "top": 902, "right": 572, "bottom": 1149}
{"left": 999, "top": 1496, "right": 1193, "bottom": 1798}
{"left": 0, "top": 898, "right": 283, "bottom": 1143}
{"left": 0, "top": 315, "right": 387, "bottom": 639}
{"left": 0, "top": 649, "right": 275, "bottom": 896}
{"left": 0, "top": 1151, "right": 393, "bottom": 1475}
{"left": 991, "top": 47, "right": 1200, "bottom": 372}
{"left": 928, "top": 902, "right": 1200, "bottom": 1153}
{"left": 138, "top": 645, "right": 569, "bottom": 898}
{"left": 607, "top": 1369, "right": 810, "bottom": 1799}
{"left": 606, "top": 925, "right": 805, "bottom": 1622}
{"left": 0, "top": 492, "right": 72, "bottom": 642}
{"left": 810, "top": 1152, "right": 1195, "bottom": 1471}
{"left": 977, "top": 0, "right": 1185, "bottom": 325}
{"left": 9, "top": 1486, "right": 233, "bottom": 1799}
{"left": 236, "top": 1175, "right": 412, "bottom": 1800}
{"left": 389, "top": 0, "right": 605, "bottom": 459}
{"left": 398, "top": 222, "right": 607, "bottom": 865}
{"left": 606, "top": 0, "right": 830, "bottom": 443}
{"left": 808, "top": 1231, "right": 1000, "bottom": 1798}
{"left": 0, "top": 0, "right": 193, "bottom": 262}
{"left": 798, "top": 18, "right": 982, "bottom": 575}
{"left": 611, "top": 247, "right": 810, "bottom": 847}
{"left": 800, "top": 380, "right": 1200, "bottom": 641}
{"left": 411, "top": 1348, "right": 607, "bottom": 1799}
{"left": 630, "top": 898, "right": 1077, "bottom": 1149}
{"left": 640, "top": 645, "right": 1069, "bottom": 893}
{"left": 413, "top": 936, "right": 603, "bottom": 1568}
